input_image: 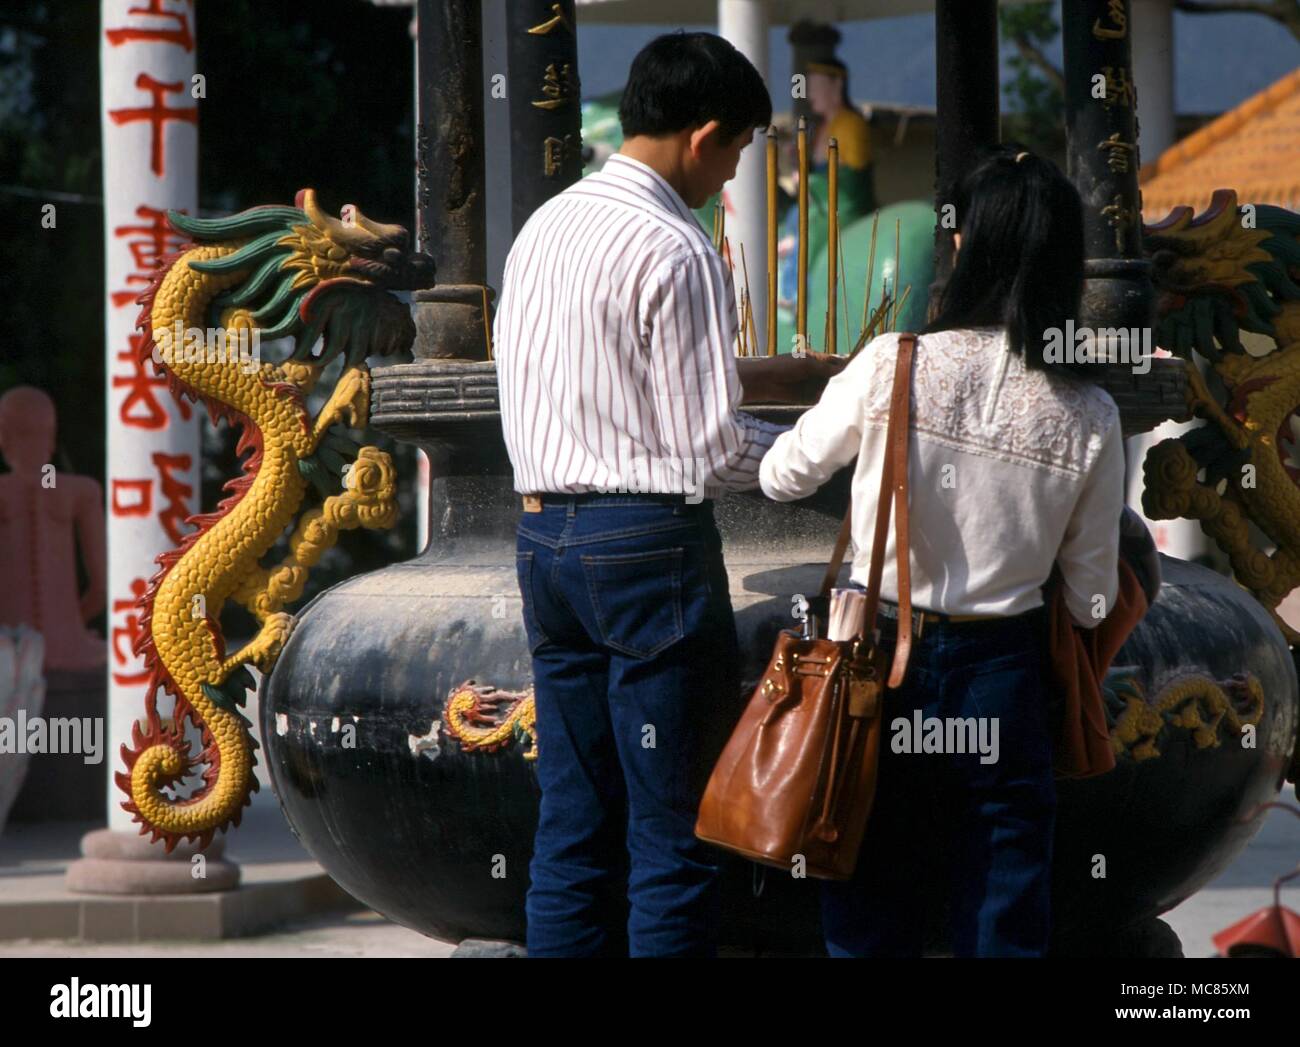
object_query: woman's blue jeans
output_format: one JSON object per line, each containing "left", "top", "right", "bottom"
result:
{"left": 515, "top": 494, "right": 740, "bottom": 957}
{"left": 821, "top": 602, "right": 1059, "bottom": 957}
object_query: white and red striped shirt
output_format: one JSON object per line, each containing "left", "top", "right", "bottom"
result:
{"left": 494, "top": 152, "right": 789, "bottom": 502}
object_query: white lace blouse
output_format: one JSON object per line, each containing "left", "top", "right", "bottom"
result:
{"left": 758, "top": 327, "right": 1124, "bottom": 627}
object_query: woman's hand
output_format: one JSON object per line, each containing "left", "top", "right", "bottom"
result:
{"left": 737, "top": 352, "right": 849, "bottom": 405}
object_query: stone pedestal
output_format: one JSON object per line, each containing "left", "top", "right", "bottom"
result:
{"left": 10, "top": 666, "right": 106, "bottom": 823}
{"left": 65, "top": 827, "right": 239, "bottom": 895}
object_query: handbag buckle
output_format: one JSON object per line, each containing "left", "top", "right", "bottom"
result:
{"left": 761, "top": 651, "right": 789, "bottom": 701}
{"left": 790, "top": 650, "right": 833, "bottom": 677}
{"left": 846, "top": 666, "right": 882, "bottom": 719}
{"left": 844, "top": 637, "right": 883, "bottom": 719}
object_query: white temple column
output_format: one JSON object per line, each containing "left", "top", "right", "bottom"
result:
{"left": 717, "top": 0, "right": 770, "bottom": 348}
{"left": 1132, "top": 0, "right": 1176, "bottom": 159}
{"left": 99, "top": 0, "right": 200, "bottom": 833}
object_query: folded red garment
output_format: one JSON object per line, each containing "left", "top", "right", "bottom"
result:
{"left": 1046, "top": 557, "right": 1148, "bottom": 780}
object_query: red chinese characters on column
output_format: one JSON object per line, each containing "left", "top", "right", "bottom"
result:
{"left": 113, "top": 333, "right": 193, "bottom": 431}
{"left": 105, "top": 0, "right": 195, "bottom": 52}
{"left": 108, "top": 73, "right": 197, "bottom": 177}
{"left": 112, "top": 578, "right": 152, "bottom": 686}
{"left": 108, "top": 454, "right": 195, "bottom": 545}
{"left": 112, "top": 205, "right": 187, "bottom": 309}
{"left": 110, "top": 478, "right": 153, "bottom": 518}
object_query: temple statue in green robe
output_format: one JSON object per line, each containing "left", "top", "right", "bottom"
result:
{"left": 777, "top": 57, "right": 877, "bottom": 318}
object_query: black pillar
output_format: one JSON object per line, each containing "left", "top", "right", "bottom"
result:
{"left": 506, "top": 1, "right": 583, "bottom": 237}
{"left": 1061, "top": 0, "right": 1153, "bottom": 332}
{"left": 413, "top": 0, "right": 491, "bottom": 360}
{"left": 932, "top": 0, "right": 1000, "bottom": 302}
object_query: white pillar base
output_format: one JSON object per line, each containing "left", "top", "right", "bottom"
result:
{"left": 66, "top": 828, "right": 239, "bottom": 895}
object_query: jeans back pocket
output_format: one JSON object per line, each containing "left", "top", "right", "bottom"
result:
{"left": 580, "top": 547, "right": 684, "bottom": 659}
{"left": 515, "top": 549, "right": 551, "bottom": 655}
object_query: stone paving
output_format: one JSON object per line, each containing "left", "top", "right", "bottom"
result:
{"left": 0, "top": 785, "right": 1292, "bottom": 957}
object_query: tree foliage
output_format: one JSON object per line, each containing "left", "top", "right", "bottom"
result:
{"left": 999, "top": 1, "right": 1065, "bottom": 155}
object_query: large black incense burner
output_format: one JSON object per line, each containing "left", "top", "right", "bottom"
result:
{"left": 257, "top": 0, "right": 1300, "bottom": 956}
{"left": 260, "top": 361, "right": 1299, "bottom": 955}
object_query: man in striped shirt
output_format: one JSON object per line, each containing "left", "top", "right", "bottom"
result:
{"left": 495, "top": 32, "right": 845, "bottom": 956}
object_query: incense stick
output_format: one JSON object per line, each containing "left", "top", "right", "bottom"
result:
{"left": 890, "top": 218, "right": 901, "bottom": 331}
{"left": 827, "top": 138, "right": 839, "bottom": 355}
{"left": 766, "top": 126, "right": 777, "bottom": 357}
{"left": 860, "top": 212, "right": 879, "bottom": 337}
{"left": 796, "top": 116, "right": 809, "bottom": 348}
{"left": 747, "top": 287, "right": 760, "bottom": 357}
{"left": 744, "top": 296, "right": 752, "bottom": 355}
{"left": 847, "top": 295, "right": 894, "bottom": 360}
{"left": 892, "top": 285, "right": 912, "bottom": 334}
{"left": 740, "top": 241, "right": 758, "bottom": 358}
{"left": 838, "top": 224, "right": 850, "bottom": 354}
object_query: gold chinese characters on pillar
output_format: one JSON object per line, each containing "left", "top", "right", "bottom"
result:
{"left": 544, "top": 134, "right": 580, "bottom": 177}
{"left": 1092, "top": 0, "right": 1128, "bottom": 40}
{"left": 1098, "top": 132, "right": 1137, "bottom": 174}
{"left": 532, "top": 62, "right": 578, "bottom": 111}
{"left": 514, "top": 2, "right": 582, "bottom": 178}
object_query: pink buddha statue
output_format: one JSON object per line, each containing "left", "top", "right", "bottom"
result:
{"left": 0, "top": 386, "right": 107, "bottom": 670}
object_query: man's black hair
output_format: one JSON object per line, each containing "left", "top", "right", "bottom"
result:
{"left": 923, "top": 142, "right": 1093, "bottom": 381}
{"left": 619, "top": 31, "right": 772, "bottom": 144}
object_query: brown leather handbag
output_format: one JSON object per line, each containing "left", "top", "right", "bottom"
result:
{"left": 695, "top": 333, "right": 918, "bottom": 880}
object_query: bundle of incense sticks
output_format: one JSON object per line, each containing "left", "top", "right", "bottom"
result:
{"left": 828, "top": 587, "right": 868, "bottom": 642}
{"left": 723, "top": 238, "right": 766, "bottom": 358}
{"left": 740, "top": 243, "right": 758, "bottom": 356}
{"left": 728, "top": 124, "right": 909, "bottom": 362}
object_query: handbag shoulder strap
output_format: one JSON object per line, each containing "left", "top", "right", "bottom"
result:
{"left": 818, "top": 333, "right": 916, "bottom": 684}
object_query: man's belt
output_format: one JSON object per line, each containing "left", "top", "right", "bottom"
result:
{"left": 521, "top": 491, "right": 697, "bottom": 512}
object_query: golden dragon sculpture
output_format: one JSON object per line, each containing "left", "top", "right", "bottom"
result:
{"left": 1104, "top": 667, "right": 1265, "bottom": 762}
{"left": 1141, "top": 190, "right": 1300, "bottom": 783}
{"left": 118, "top": 189, "right": 434, "bottom": 851}
{"left": 442, "top": 680, "right": 539, "bottom": 760}
{"left": 1143, "top": 190, "right": 1300, "bottom": 645}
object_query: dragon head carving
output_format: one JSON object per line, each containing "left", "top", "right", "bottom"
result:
{"left": 170, "top": 187, "right": 435, "bottom": 370}
{"left": 1144, "top": 189, "right": 1300, "bottom": 363}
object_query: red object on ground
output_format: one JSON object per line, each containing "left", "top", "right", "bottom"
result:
{"left": 1212, "top": 904, "right": 1300, "bottom": 958}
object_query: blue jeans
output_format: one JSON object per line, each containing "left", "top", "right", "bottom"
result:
{"left": 822, "top": 603, "right": 1058, "bottom": 957}
{"left": 515, "top": 494, "right": 740, "bottom": 957}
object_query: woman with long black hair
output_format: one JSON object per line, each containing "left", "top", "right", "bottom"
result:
{"left": 758, "top": 143, "right": 1127, "bottom": 957}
